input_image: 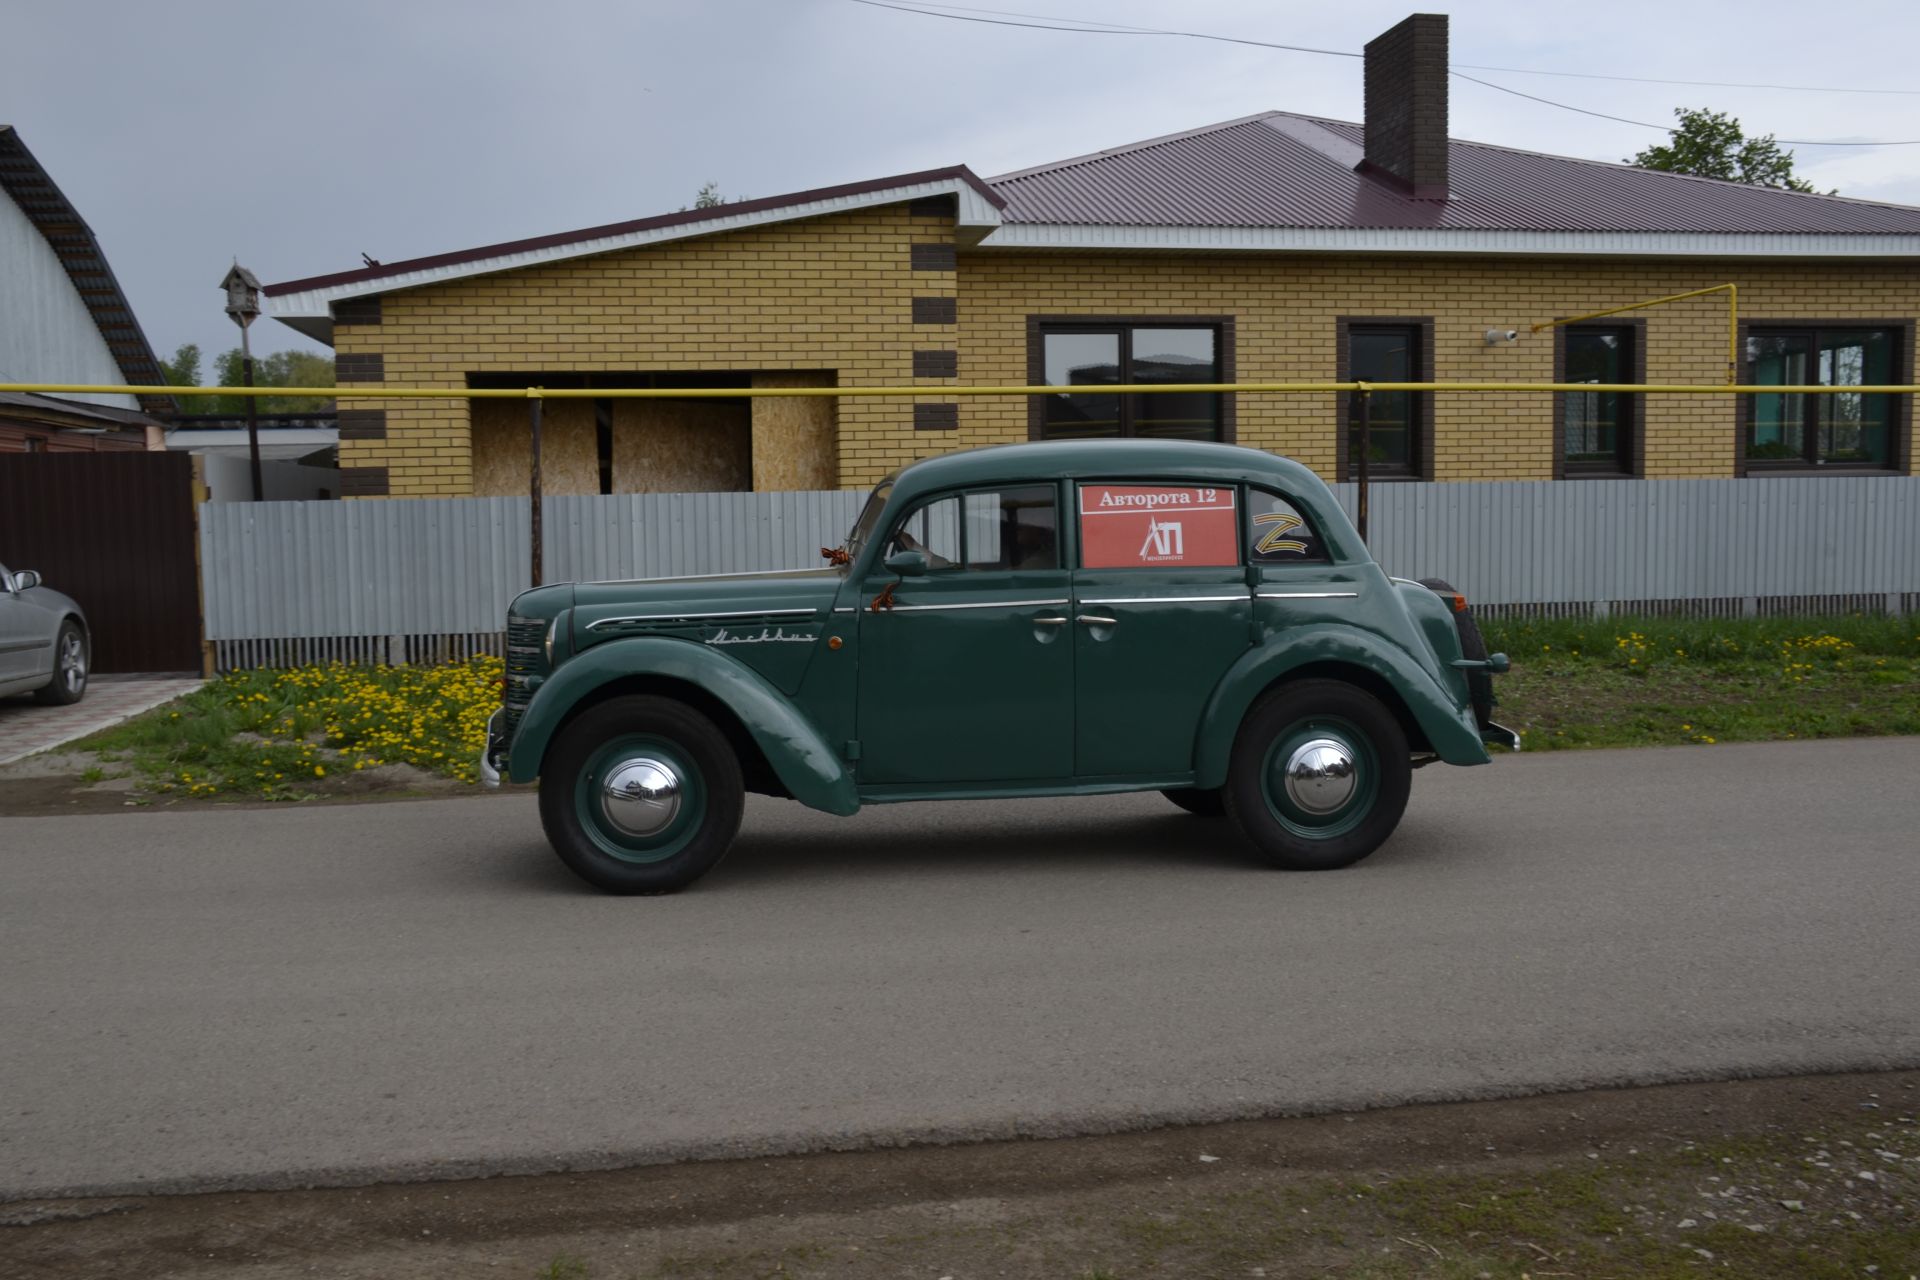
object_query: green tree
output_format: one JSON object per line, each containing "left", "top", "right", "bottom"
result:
{"left": 1629, "top": 108, "right": 1829, "bottom": 193}
{"left": 160, "top": 342, "right": 216, "bottom": 414}
{"left": 160, "top": 342, "right": 334, "bottom": 415}
{"left": 692, "top": 181, "right": 725, "bottom": 208}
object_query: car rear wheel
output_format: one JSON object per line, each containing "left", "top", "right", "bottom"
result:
{"left": 1224, "top": 679, "right": 1411, "bottom": 870}
{"left": 538, "top": 695, "right": 744, "bottom": 894}
{"left": 33, "top": 621, "right": 88, "bottom": 706}
{"left": 1161, "top": 787, "right": 1226, "bottom": 817}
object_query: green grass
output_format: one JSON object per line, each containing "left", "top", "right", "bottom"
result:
{"left": 1482, "top": 613, "right": 1920, "bottom": 750}
{"left": 74, "top": 658, "right": 502, "bottom": 801}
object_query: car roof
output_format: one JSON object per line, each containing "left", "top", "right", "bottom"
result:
{"left": 888, "top": 439, "right": 1324, "bottom": 499}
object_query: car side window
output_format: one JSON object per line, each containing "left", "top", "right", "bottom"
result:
{"left": 1077, "top": 483, "right": 1240, "bottom": 569}
{"left": 889, "top": 486, "right": 1058, "bottom": 571}
{"left": 1247, "top": 488, "right": 1329, "bottom": 564}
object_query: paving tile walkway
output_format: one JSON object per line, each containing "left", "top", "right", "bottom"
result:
{"left": 0, "top": 676, "right": 204, "bottom": 766}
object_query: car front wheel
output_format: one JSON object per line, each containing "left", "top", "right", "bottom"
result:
{"left": 538, "top": 695, "right": 745, "bottom": 894}
{"left": 1223, "top": 679, "right": 1411, "bottom": 870}
{"left": 33, "top": 621, "right": 88, "bottom": 706}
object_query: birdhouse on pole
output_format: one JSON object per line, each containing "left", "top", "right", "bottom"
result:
{"left": 221, "top": 263, "right": 262, "bottom": 328}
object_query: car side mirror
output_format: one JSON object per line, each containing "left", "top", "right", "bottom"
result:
{"left": 883, "top": 549, "right": 929, "bottom": 578}
{"left": 11, "top": 569, "right": 39, "bottom": 592}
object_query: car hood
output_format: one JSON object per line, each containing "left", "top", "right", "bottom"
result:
{"left": 569, "top": 568, "right": 844, "bottom": 637}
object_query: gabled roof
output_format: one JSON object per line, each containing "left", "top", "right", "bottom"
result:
{"left": 990, "top": 111, "right": 1920, "bottom": 235}
{"left": 0, "top": 126, "right": 173, "bottom": 414}
{"left": 265, "top": 167, "right": 1005, "bottom": 343}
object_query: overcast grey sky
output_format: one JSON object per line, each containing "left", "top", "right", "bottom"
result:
{"left": 7, "top": 0, "right": 1919, "bottom": 373}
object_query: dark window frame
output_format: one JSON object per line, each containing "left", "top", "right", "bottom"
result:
{"left": 1553, "top": 319, "right": 1646, "bottom": 479}
{"left": 1735, "top": 319, "right": 1910, "bottom": 476}
{"left": 1336, "top": 316, "right": 1434, "bottom": 481}
{"left": 1026, "top": 315, "right": 1237, "bottom": 443}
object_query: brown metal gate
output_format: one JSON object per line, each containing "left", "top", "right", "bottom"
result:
{"left": 0, "top": 452, "right": 202, "bottom": 673}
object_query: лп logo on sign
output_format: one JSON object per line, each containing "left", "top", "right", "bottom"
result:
{"left": 1139, "top": 517, "right": 1185, "bottom": 561}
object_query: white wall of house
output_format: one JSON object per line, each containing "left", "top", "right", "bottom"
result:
{"left": 0, "top": 191, "right": 137, "bottom": 411}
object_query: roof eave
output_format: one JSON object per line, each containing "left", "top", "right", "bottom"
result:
{"left": 975, "top": 224, "right": 1920, "bottom": 258}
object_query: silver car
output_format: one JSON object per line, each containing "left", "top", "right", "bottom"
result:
{"left": 0, "top": 562, "right": 89, "bottom": 705}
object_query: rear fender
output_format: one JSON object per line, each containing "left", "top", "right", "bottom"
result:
{"left": 1192, "top": 623, "right": 1489, "bottom": 787}
{"left": 506, "top": 636, "right": 858, "bottom": 816}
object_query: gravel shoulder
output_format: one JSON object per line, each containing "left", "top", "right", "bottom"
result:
{"left": 9, "top": 1071, "right": 1916, "bottom": 1280}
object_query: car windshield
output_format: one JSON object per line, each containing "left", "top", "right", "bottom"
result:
{"left": 841, "top": 481, "right": 892, "bottom": 568}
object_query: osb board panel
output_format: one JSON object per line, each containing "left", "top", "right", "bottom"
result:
{"left": 612, "top": 399, "right": 751, "bottom": 493}
{"left": 751, "top": 372, "right": 837, "bottom": 491}
{"left": 471, "top": 398, "right": 598, "bottom": 497}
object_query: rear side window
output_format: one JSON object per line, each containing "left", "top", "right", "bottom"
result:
{"left": 1077, "top": 483, "right": 1239, "bottom": 569}
{"left": 1247, "top": 489, "right": 1328, "bottom": 563}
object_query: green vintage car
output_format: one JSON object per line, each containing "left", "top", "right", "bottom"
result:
{"left": 483, "top": 440, "right": 1514, "bottom": 893}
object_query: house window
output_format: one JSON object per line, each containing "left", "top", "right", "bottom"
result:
{"left": 1036, "top": 324, "right": 1223, "bottom": 441}
{"left": 1562, "top": 326, "right": 1636, "bottom": 474}
{"left": 1344, "top": 324, "right": 1425, "bottom": 478}
{"left": 23, "top": 436, "right": 47, "bottom": 453}
{"left": 1746, "top": 327, "right": 1898, "bottom": 469}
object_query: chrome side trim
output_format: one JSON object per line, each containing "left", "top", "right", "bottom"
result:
{"left": 885, "top": 598, "right": 1071, "bottom": 613}
{"left": 577, "top": 567, "right": 828, "bottom": 586}
{"left": 1257, "top": 591, "right": 1359, "bottom": 599}
{"left": 585, "top": 607, "right": 819, "bottom": 630}
{"left": 1076, "top": 594, "right": 1249, "bottom": 605}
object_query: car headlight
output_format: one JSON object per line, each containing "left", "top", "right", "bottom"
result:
{"left": 544, "top": 618, "right": 560, "bottom": 664}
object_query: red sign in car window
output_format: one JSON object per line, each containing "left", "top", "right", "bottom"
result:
{"left": 1078, "top": 485, "right": 1239, "bottom": 569}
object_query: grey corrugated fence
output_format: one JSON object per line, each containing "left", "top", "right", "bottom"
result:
{"left": 200, "top": 478, "right": 1919, "bottom": 668}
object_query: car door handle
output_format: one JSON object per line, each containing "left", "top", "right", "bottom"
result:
{"left": 1032, "top": 615, "right": 1069, "bottom": 626}
{"left": 1076, "top": 614, "right": 1118, "bottom": 626}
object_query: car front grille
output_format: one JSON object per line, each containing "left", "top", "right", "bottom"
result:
{"left": 503, "top": 614, "right": 547, "bottom": 739}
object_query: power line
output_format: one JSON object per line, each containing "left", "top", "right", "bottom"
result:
{"left": 857, "top": 0, "right": 1920, "bottom": 96}
{"left": 850, "top": 0, "right": 1920, "bottom": 145}
{"left": 1454, "top": 71, "right": 1920, "bottom": 146}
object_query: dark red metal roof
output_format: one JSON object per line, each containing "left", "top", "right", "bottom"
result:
{"left": 989, "top": 113, "right": 1920, "bottom": 235}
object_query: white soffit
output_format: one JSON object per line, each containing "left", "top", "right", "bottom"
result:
{"left": 978, "top": 223, "right": 1920, "bottom": 258}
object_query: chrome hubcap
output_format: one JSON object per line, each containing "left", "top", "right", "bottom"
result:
{"left": 1282, "top": 738, "right": 1357, "bottom": 814}
{"left": 599, "top": 757, "right": 682, "bottom": 837}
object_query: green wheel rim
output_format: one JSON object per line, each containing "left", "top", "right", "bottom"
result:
{"left": 573, "top": 733, "right": 706, "bottom": 864}
{"left": 1260, "top": 714, "right": 1379, "bottom": 840}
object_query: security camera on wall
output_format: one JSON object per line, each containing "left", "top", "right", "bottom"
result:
{"left": 1485, "top": 328, "right": 1520, "bottom": 346}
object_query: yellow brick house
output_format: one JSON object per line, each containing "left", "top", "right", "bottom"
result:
{"left": 264, "top": 14, "right": 1920, "bottom": 499}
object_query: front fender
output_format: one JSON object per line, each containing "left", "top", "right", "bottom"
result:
{"left": 505, "top": 637, "right": 859, "bottom": 816}
{"left": 1192, "top": 623, "right": 1490, "bottom": 787}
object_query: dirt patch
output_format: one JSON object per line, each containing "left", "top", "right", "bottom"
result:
{"left": 0, "top": 756, "right": 507, "bottom": 817}
{"left": 8, "top": 1071, "right": 1916, "bottom": 1279}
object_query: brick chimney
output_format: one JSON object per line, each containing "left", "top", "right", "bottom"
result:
{"left": 1362, "top": 13, "right": 1450, "bottom": 199}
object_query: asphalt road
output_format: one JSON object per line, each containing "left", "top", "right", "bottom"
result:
{"left": 4, "top": 737, "right": 1918, "bottom": 1200}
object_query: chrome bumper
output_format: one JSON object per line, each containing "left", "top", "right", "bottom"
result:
{"left": 480, "top": 708, "right": 507, "bottom": 789}
{"left": 1480, "top": 720, "right": 1522, "bottom": 752}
